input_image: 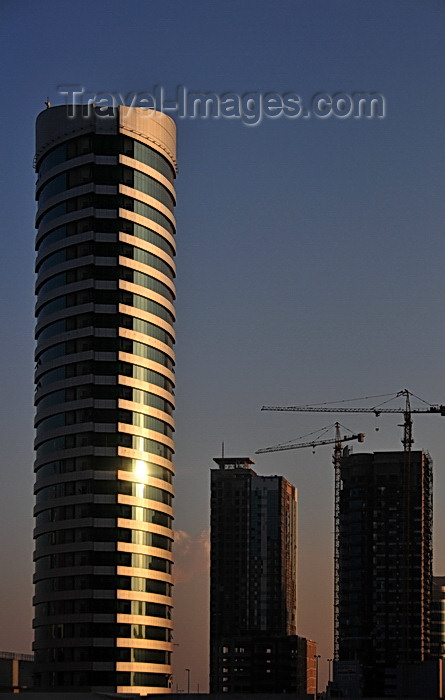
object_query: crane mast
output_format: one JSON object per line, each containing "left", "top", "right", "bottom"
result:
{"left": 256, "top": 422, "right": 365, "bottom": 661}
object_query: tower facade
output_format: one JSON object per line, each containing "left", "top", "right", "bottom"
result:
{"left": 210, "top": 457, "right": 298, "bottom": 692}
{"left": 33, "top": 105, "right": 177, "bottom": 693}
{"left": 337, "top": 450, "right": 433, "bottom": 696}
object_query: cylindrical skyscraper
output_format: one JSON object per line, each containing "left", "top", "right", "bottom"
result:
{"left": 33, "top": 104, "right": 176, "bottom": 693}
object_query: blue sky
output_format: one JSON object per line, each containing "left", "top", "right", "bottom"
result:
{"left": 1, "top": 0, "right": 444, "bottom": 690}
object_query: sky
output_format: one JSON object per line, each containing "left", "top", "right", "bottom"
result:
{"left": 0, "top": 0, "right": 444, "bottom": 692}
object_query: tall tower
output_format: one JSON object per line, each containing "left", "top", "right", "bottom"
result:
{"left": 33, "top": 105, "right": 177, "bottom": 693}
{"left": 210, "top": 457, "right": 298, "bottom": 693}
{"left": 337, "top": 450, "right": 433, "bottom": 697}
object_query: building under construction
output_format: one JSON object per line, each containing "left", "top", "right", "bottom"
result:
{"left": 336, "top": 449, "right": 433, "bottom": 697}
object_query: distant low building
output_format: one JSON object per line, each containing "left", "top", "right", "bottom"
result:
{"left": 0, "top": 651, "right": 34, "bottom": 693}
{"left": 0, "top": 694, "right": 320, "bottom": 700}
{"left": 431, "top": 576, "right": 445, "bottom": 656}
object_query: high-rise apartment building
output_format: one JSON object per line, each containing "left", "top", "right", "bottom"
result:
{"left": 337, "top": 450, "right": 433, "bottom": 697}
{"left": 33, "top": 104, "right": 177, "bottom": 693}
{"left": 210, "top": 457, "right": 298, "bottom": 693}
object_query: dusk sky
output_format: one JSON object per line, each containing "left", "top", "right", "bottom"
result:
{"left": 1, "top": 0, "right": 445, "bottom": 691}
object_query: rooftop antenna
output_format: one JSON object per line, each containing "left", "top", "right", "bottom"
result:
{"left": 221, "top": 441, "right": 224, "bottom": 459}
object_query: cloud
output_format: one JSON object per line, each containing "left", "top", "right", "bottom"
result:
{"left": 173, "top": 529, "right": 210, "bottom": 584}
{"left": 172, "top": 530, "right": 210, "bottom": 689}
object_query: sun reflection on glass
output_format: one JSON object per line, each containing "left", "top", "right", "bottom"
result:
{"left": 134, "top": 460, "right": 147, "bottom": 479}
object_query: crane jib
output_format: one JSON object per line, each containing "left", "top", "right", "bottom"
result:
{"left": 262, "top": 405, "right": 445, "bottom": 414}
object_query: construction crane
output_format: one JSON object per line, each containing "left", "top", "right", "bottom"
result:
{"left": 261, "top": 389, "right": 445, "bottom": 454}
{"left": 256, "top": 421, "right": 364, "bottom": 454}
{"left": 256, "top": 422, "right": 364, "bottom": 661}
{"left": 260, "top": 389, "right": 445, "bottom": 664}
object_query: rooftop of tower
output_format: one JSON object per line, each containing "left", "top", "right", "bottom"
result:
{"left": 212, "top": 457, "right": 255, "bottom": 470}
